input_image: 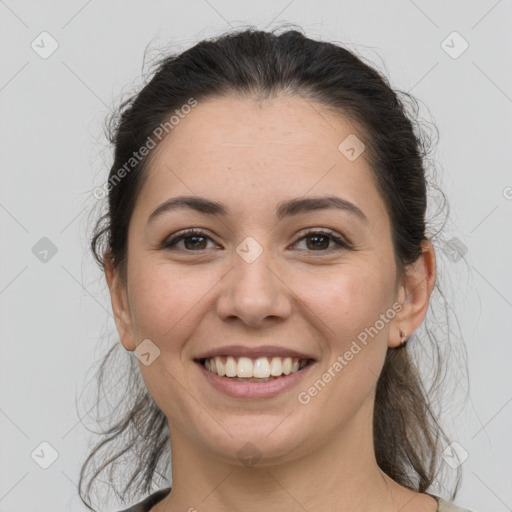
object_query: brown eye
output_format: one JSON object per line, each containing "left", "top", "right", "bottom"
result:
{"left": 161, "top": 228, "right": 350, "bottom": 253}
{"left": 293, "top": 229, "right": 349, "bottom": 252}
{"left": 162, "top": 229, "right": 215, "bottom": 251}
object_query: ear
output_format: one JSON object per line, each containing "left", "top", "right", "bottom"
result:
{"left": 389, "top": 240, "right": 436, "bottom": 348}
{"left": 104, "top": 252, "right": 136, "bottom": 351}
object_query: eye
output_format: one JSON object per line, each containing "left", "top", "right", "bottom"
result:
{"left": 161, "top": 228, "right": 350, "bottom": 253}
{"left": 292, "top": 229, "right": 350, "bottom": 252}
{"left": 161, "top": 229, "right": 218, "bottom": 251}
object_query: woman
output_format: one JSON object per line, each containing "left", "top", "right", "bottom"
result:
{"left": 80, "top": 27, "right": 474, "bottom": 512}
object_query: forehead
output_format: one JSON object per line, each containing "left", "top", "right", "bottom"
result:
{"left": 133, "top": 94, "right": 389, "bottom": 228}
{"left": 155, "top": 94, "right": 363, "bottom": 164}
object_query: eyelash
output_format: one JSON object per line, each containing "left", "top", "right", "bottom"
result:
{"left": 161, "top": 228, "right": 350, "bottom": 253}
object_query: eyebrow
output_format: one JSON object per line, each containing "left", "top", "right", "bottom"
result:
{"left": 147, "top": 194, "right": 368, "bottom": 225}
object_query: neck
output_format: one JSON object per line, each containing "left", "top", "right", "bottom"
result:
{"left": 155, "top": 402, "right": 422, "bottom": 512}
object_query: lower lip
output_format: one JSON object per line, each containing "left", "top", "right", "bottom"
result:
{"left": 196, "top": 361, "right": 315, "bottom": 399}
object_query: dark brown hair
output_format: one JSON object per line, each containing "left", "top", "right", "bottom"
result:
{"left": 80, "top": 26, "right": 467, "bottom": 510}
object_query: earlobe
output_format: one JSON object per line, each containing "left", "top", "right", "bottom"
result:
{"left": 104, "top": 253, "right": 136, "bottom": 352}
{"left": 389, "top": 241, "right": 436, "bottom": 348}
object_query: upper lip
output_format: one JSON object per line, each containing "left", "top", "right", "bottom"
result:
{"left": 194, "top": 345, "right": 316, "bottom": 361}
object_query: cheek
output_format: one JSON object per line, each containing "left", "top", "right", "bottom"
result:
{"left": 297, "top": 260, "right": 395, "bottom": 342}
{"left": 126, "top": 259, "right": 220, "bottom": 346}
{"left": 296, "top": 265, "right": 394, "bottom": 412}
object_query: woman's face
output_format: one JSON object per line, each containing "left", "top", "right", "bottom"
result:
{"left": 109, "top": 94, "right": 405, "bottom": 465}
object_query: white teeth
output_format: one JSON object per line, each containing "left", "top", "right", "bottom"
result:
{"left": 253, "top": 357, "right": 271, "bottom": 378}
{"left": 270, "top": 357, "right": 282, "bottom": 376}
{"left": 214, "top": 356, "right": 225, "bottom": 376}
{"left": 237, "top": 357, "right": 253, "bottom": 378}
{"left": 202, "top": 355, "right": 309, "bottom": 378}
{"left": 283, "top": 357, "right": 292, "bottom": 375}
{"left": 225, "top": 356, "right": 237, "bottom": 377}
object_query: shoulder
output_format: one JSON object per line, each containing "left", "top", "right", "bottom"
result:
{"left": 116, "top": 488, "right": 476, "bottom": 512}
{"left": 435, "top": 496, "right": 475, "bottom": 512}
{"left": 117, "top": 487, "right": 172, "bottom": 512}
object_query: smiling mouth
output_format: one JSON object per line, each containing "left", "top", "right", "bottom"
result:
{"left": 196, "top": 355, "right": 313, "bottom": 382}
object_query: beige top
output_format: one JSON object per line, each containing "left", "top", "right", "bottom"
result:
{"left": 118, "top": 487, "right": 475, "bottom": 511}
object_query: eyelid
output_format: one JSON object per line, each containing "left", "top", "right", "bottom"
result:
{"left": 160, "top": 228, "right": 220, "bottom": 250}
{"left": 161, "top": 227, "right": 351, "bottom": 252}
{"left": 293, "top": 227, "right": 351, "bottom": 248}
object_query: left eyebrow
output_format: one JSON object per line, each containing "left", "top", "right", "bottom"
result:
{"left": 276, "top": 195, "right": 368, "bottom": 223}
{"left": 147, "top": 195, "right": 368, "bottom": 225}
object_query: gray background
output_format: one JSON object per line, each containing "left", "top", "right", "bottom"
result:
{"left": 1, "top": 1, "right": 511, "bottom": 511}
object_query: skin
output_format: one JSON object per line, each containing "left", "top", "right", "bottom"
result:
{"left": 105, "top": 94, "right": 437, "bottom": 512}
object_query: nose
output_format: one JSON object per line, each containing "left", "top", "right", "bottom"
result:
{"left": 215, "top": 245, "right": 292, "bottom": 328}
